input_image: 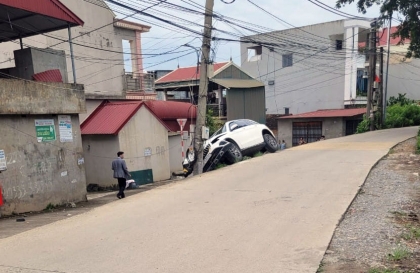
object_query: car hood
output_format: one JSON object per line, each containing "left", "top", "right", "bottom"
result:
{"left": 205, "top": 132, "right": 227, "bottom": 146}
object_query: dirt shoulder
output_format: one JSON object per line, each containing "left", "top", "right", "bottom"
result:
{"left": 0, "top": 179, "right": 178, "bottom": 240}
{"left": 320, "top": 138, "right": 420, "bottom": 273}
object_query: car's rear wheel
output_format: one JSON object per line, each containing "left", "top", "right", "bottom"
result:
{"left": 224, "top": 142, "right": 243, "bottom": 164}
{"left": 263, "top": 134, "right": 278, "bottom": 153}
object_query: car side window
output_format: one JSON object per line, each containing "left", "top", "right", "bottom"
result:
{"left": 221, "top": 124, "right": 227, "bottom": 133}
{"left": 229, "top": 122, "right": 239, "bottom": 131}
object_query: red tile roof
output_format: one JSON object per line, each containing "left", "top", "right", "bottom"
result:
{"left": 0, "top": 0, "right": 84, "bottom": 26}
{"left": 81, "top": 101, "right": 143, "bottom": 135}
{"left": 155, "top": 62, "right": 229, "bottom": 84}
{"left": 280, "top": 108, "right": 366, "bottom": 119}
{"left": 33, "top": 69, "right": 63, "bottom": 83}
{"left": 81, "top": 100, "right": 196, "bottom": 135}
{"left": 358, "top": 26, "right": 410, "bottom": 48}
{"left": 144, "top": 100, "right": 196, "bottom": 132}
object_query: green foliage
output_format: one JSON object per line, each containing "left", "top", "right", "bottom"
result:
{"left": 416, "top": 139, "right": 420, "bottom": 154}
{"left": 44, "top": 203, "right": 57, "bottom": 210}
{"left": 335, "top": 0, "right": 420, "bottom": 58}
{"left": 253, "top": 152, "right": 264, "bottom": 157}
{"left": 215, "top": 163, "right": 227, "bottom": 169}
{"left": 206, "top": 109, "right": 225, "bottom": 136}
{"left": 417, "top": 128, "right": 420, "bottom": 154}
{"left": 368, "top": 269, "right": 400, "bottom": 273}
{"left": 356, "top": 115, "right": 370, "bottom": 134}
{"left": 388, "top": 93, "right": 415, "bottom": 106}
{"left": 388, "top": 245, "right": 411, "bottom": 261}
{"left": 385, "top": 104, "right": 420, "bottom": 128}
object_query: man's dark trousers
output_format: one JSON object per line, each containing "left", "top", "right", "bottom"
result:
{"left": 117, "top": 178, "right": 126, "bottom": 198}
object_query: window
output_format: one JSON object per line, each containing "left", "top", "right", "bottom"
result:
{"left": 247, "top": 46, "right": 262, "bottom": 62}
{"left": 336, "top": 40, "right": 343, "bottom": 50}
{"left": 282, "top": 54, "right": 293, "bottom": 68}
{"left": 292, "top": 121, "right": 322, "bottom": 146}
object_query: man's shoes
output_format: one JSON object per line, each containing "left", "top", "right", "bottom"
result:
{"left": 117, "top": 195, "right": 122, "bottom": 199}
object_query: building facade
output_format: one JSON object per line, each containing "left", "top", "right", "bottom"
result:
{"left": 277, "top": 108, "right": 365, "bottom": 146}
{"left": 241, "top": 19, "right": 372, "bottom": 115}
{"left": 0, "top": 0, "right": 150, "bottom": 101}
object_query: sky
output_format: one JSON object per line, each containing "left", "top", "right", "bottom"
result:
{"left": 117, "top": 0, "right": 384, "bottom": 72}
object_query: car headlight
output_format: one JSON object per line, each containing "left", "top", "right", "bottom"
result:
{"left": 211, "top": 137, "right": 220, "bottom": 144}
{"left": 219, "top": 140, "right": 228, "bottom": 145}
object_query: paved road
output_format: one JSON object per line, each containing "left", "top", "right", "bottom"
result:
{"left": 0, "top": 127, "right": 417, "bottom": 273}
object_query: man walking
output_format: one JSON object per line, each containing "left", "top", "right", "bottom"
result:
{"left": 112, "top": 151, "right": 131, "bottom": 199}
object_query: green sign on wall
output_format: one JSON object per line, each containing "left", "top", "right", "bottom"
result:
{"left": 35, "top": 119, "right": 56, "bottom": 142}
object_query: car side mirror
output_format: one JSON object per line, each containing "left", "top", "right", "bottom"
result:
{"left": 231, "top": 124, "right": 238, "bottom": 131}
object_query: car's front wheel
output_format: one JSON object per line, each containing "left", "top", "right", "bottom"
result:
{"left": 263, "top": 134, "right": 278, "bottom": 153}
{"left": 224, "top": 142, "right": 243, "bottom": 164}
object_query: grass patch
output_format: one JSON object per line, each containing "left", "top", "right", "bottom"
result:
{"left": 44, "top": 203, "right": 57, "bottom": 210}
{"left": 316, "top": 261, "right": 324, "bottom": 273}
{"left": 401, "top": 226, "right": 420, "bottom": 241}
{"left": 215, "top": 163, "right": 227, "bottom": 169}
{"left": 388, "top": 245, "right": 411, "bottom": 261}
{"left": 390, "top": 211, "right": 407, "bottom": 217}
{"left": 242, "top": 156, "right": 252, "bottom": 161}
{"left": 368, "top": 269, "right": 400, "bottom": 273}
{"left": 253, "top": 152, "right": 264, "bottom": 157}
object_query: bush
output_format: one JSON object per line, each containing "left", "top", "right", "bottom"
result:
{"left": 356, "top": 115, "right": 370, "bottom": 134}
{"left": 417, "top": 128, "right": 420, "bottom": 154}
{"left": 206, "top": 109, "right": 225, "bottom": 136}
{"left": 385, "top": 104, "right": 420, "bottom": 129}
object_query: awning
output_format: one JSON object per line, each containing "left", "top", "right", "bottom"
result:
{"left": 210, "top": 78, "right": 264, "bottom": 89}
{"left": 0, "top": 0, "right": 84, "bottom": 43}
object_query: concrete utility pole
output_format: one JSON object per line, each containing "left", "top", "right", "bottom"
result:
{"left": 194, "top": 0, "right": 214, "bottom": 174}
{"left": 367, "top": 20, "right": 377, "bottom": 131}
{"left": 383, "top": 15, "right": 392, "bottom": 124}
{"left": 379, "top": 47, "right": 384, "bottom": 127}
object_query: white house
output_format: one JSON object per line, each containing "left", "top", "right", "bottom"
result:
{"left": 240, "top": 19, "right": 373, "bottom": 115}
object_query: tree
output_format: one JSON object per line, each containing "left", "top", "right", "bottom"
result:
{"left": 336, "top": 0, "right": 420, "bottom": 58}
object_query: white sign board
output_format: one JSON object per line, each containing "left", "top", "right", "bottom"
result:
{"left": 177, "top": 119, "right": 187, "bottom": 129}
{"left": 0, "top": 150, "right": 6, "bottom": 171}
{"left": 144, "top": 147, "right": 152, "bottom": 157}
{"left": 58, "top": 115, "right": 73, "bottom": 142}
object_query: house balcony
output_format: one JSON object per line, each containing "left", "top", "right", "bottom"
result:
{"left": 123, "top": 72, "right": 155, "bottom": 93}
{"left": 207, "top": 103, "right": 227, "bottom": 118}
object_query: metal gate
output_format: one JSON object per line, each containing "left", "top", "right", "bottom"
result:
{"left": 345, "top": 120, "right": 362, "bottom": 136}
{"left": 292, "top": 121, "right": 322, "bottom": 146}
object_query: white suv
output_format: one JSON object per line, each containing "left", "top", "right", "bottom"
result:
{"left": 202, "top": 119, "right": 278, "bottom": 172}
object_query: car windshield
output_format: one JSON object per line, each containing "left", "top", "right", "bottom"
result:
{"left": 229, "top": 119, "right": 258, "bottom": 131}
{"left": 210, "top": 123, "right": 228, "bottom": 138}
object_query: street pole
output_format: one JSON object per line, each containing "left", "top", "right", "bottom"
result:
{"left": 194, "top": 0, "right": 214, "bottom": 174}
{"left": 367, "top": 20, "right": 377, "bottom": 131}
{"left": 379, "top": 47, "right": 384, "bottom": 127}
{"left": 383, "top": 15, "right": 392, "bottom": 124}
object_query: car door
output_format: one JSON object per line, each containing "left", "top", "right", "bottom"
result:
{"left": 227, "top": 121, "right": 249, "bottom": 149}
{"left": 240, "top": 120, "right": 262, "bottom": 149}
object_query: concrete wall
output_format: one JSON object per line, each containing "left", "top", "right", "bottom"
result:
{"left": 8, "top": 48, "right": 69, "bottom": 82}
{"left": 0, "top": 79, "right": 85, "bottom": 115}
{"left": 169, "top": 134, "right": 183, "bottom": 173}
{"left": 277, "top": 117, "right": 345, "bottom": 147}
{"left": 387, "top": 57, "right": 420, "bottom": 101}
{"left": 80, "top": 99, "right": 104, "bottom": 123}
{"left": 0, "top": 115, "right": 87, "bottom": 215}
{"left": 82, "top": 135, "right": 120, "bottom": 187}
{"left": 118, "top": 106, "right": 170, "bottom": 182}
{"left": 240, "top": 19, "right": 370, "bottom": 115}
{"left": 0, "top": 0, "right": 137, "bottom": 97}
